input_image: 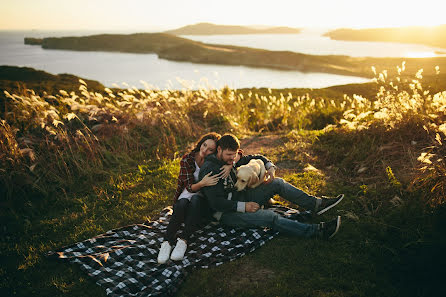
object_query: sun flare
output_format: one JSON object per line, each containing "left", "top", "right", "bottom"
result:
{"left": 405, "top": 51, "right": 438, "bottom": 58}
{"left": 1, "top": 0, "right": 446, "bottom": 30}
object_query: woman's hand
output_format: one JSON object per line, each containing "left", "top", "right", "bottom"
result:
{"left": 199, "top": 172, "right": 222, "bottom": 187}
{"left": 219, "top": 164, "right": 233, "bottom": 179}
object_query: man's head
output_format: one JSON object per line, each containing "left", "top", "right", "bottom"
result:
{"left": 216, "top": 134, "right": 240, "bottom": 165}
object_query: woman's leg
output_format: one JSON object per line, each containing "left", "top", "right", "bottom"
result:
{"left": 181, "top": 195, "right": 206, "bottom": 241}
{"left": 165, "top": 198, "right": 190, "bottom": 245}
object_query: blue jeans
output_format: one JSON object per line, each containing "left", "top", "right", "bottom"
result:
{"left": 237, "top": 177, "right": 320, "bottom": 210}
{"left": 220, "top": 209, "right": 319, "bottom": 237}
{"left": 220, "top": 178, "right": 321, "bottom": 237}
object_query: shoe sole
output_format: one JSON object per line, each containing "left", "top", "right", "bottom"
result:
{"left": 317, "top": 194, "right": 344, "bottom": 215}
{"left": 329, "top": 216, "right": 341, "bottom": 239}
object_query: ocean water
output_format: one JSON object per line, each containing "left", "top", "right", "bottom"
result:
{"left": 182, "top": 28, "right": 446, "bottom": 58}
{"left": 2, "top": 29, "right": 441, "bottom": 90}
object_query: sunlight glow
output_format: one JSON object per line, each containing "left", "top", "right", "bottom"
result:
{"left": 405, "top": 51, "right": 437, "bottom": 58}
{"left": 1, "top": 0, "right": 446, "bottom": 30}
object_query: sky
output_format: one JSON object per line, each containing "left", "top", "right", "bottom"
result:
{"left": 1, "top": 0, "right": 445, "bottom": 31}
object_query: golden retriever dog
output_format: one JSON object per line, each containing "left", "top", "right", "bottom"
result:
{"left": 235, "top": 159, "right": 266, "bottom": 191}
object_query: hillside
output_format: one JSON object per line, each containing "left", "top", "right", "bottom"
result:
{"left": 1, "top": 63, "right": 445, "bottom": 296}
{"left": 23, "top": 33, "right": 446, "bottom": 79}
{"left": 164, "top": 22, "right": 302, "bottom": 35}
{"left": 0, "top": 65, "right": 104, "bottom": 91}
{"left": 324, "top": 24, "right": 446, "bottom": 49}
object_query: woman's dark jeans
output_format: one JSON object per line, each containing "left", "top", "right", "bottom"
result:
{"left": 165, "top": 195, "right": 208, "bottom": 245}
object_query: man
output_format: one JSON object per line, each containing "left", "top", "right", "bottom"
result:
{"left": 198, "top": 134, "right": 344, "bottom": 239}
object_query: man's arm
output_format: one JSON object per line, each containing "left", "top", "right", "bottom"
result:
{"left": 199, "top": 164, "right": 245, "bottom": 213}
{"left": 237, "top": 154, "right": 276, "bottom": 184}
{"left": 236, "top": 154, "right": 276, "bottom": 171}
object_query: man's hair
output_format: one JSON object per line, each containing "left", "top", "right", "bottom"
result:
{"left": 217, "top": 134, "right": 240, "bottom": 151}
{"left": 192, "top": 132, "right": 221, "bottom": 153}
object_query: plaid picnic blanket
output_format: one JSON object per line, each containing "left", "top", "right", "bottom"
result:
{"left": 48, "top": 205, "right": 310, "bottom": 296}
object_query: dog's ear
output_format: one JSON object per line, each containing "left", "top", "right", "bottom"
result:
{"left": 247, "top": 171, "right": 259, "bottom": 187}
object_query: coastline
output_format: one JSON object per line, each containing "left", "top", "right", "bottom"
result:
{"left": 23, "top": 33, "right": 446, "bottom": 79}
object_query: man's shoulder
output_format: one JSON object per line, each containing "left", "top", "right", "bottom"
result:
{"left": 199, "top": 155, "right": 219, "bottom": 175}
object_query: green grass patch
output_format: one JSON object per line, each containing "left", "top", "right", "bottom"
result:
{"left": 0, "top": 159, "right": 179, "bottom": 297}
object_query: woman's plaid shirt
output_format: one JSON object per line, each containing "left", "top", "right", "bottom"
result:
{"left": 173, "top": 152, "right": 197, "bottom": 202}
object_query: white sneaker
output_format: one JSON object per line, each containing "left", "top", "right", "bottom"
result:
{"left": 170, "top": 238, "right": 187, "bottom": 261}
{"left": 157, "top": 241, "right": 172, "bottom": 264}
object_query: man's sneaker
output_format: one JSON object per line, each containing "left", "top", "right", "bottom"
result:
{"left": 320, "top": 216, "right": 341, "bottom": 239}
{"left": 157, "top": 241, "right": 172, "bottom": 264}
{"left": 316, "top": 194, "right": 344, "bottom": 215}
{"left": 170, "top": 238, "right": 187, "bottom": 261}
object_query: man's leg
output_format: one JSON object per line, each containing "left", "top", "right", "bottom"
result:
{"left": 219, "top": 209, "right": 319, "bottom": 238}
{"left": 245, "top": 178, "right": 320, "bottom": 211}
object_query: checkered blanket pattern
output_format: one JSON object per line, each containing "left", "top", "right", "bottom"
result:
{"left": 48, "top": 205, "right": 309, "bottom": 296}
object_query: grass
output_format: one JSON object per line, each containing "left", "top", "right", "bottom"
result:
{"left": 1, "top": 159, "right": 178, "bottom": 296}
{"left": 1, "top": 65, "right": 446, "bottom": 296}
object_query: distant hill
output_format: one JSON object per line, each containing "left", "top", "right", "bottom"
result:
{"left": 0, "top": 65, "right": 104, "bottom": 94}
{"left": 324, "top": 25, "right": 446, "bottom": 49}
{"left": 164, "top": 22, "right": 302, "bottom": 35}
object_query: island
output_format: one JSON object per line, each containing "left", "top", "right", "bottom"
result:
{"left": 24, "top": 32, "right": 446, "bottom": 79}
{"left": 163, "top": 22, "right": 302, "bottom": 35}
{"left": 324, "top": 24, "right": 446, "bottom": 49}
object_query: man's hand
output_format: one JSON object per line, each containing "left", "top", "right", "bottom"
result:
{"left": 245, "top": 202, "right": 260, "bottom": 213}
{"left": 263, "top": 167, "right": 276, "bottom": 184}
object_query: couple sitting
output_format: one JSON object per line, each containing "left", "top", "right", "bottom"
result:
{"left": 157, "top": 133, "right": 344, "bottom": 264}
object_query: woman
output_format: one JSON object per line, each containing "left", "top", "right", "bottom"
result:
{"left": 157, "top": 132, "right": 231, "bottom": 263}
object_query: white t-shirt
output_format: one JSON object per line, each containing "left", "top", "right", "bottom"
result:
{"left": 177, "top": 161, "right": 202, "bottom": 201}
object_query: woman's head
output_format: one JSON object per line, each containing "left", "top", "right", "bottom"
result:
{"left": 192, "top": 132, "right": 221, "bottom": 157}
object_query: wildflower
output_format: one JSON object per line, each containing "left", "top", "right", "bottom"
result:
{"left": 435, "top": 133, "right": 442, "bottom": 145}
{"left": 415, "top": 69, "right": 423, "bottom": 80}
{"left": 373, "top": 111, "right": 388, "bottom": 119}
{"left": 59, "top": 90, "right": 69, "bottom": 96}
{"left": 20, "top": 148, "right": 35, "bottom": 160}
{"left": 52, "top": 119, "right": 64, "bottom": 127}
{"left": 65, "top": 113, "right": 77, "bottom": 121}
{"left": 417, "top": 152, "right": 435, "bottom": 164}
{"left": 438, "top": 123, "right": 446, "bottom": 136}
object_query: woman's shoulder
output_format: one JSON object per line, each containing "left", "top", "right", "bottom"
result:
{"left": 180, "top": 151, "right": 196, "bottom": 166}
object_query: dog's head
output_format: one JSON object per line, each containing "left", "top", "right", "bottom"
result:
{"left": 235, "top": 165, "right": 260, "bottom": 191}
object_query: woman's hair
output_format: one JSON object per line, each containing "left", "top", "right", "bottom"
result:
{"left": 191, "top": 132, "right": 221, "bottom": 153}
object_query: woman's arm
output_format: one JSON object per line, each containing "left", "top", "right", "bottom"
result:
{"left": 178, "top": 154, "right": 221, "bottom": 193}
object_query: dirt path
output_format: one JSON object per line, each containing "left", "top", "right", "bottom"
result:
{"left": 239, "top": 134, "right": 287, "bottom": 155}
{"left": 239, "top": 132, "right": 319, "bottom": 178}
